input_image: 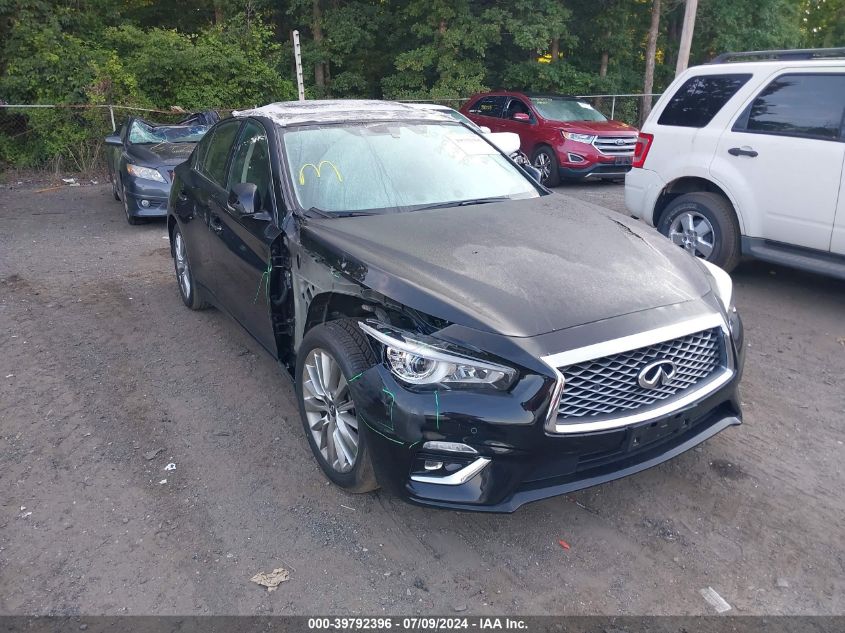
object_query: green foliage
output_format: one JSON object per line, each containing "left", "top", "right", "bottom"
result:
{"left": 0, "top": 0, "right": 842, "bottom": 171}
{"left": 0, "top": 4, "right": 294, "bottom": 169}
{"left": 691, "top": 0, "right": 804, "bottom": 60}
{"left": 804, "top": 0, "right": 845, "bottom": 46}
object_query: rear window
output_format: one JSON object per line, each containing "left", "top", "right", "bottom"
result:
{"left": 658, "top": 74, "right": 752, "bottom": 128}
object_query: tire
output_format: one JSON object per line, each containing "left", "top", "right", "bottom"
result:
{"left": 296, "top": 319, "right": 379, "bottom": 493}
{"left": 111, "top": 173, "right": 120, "bottom": 201}
{"left": 171, "top": 225, "right": 210, "bottom": 310}
{"left": 122, "top": 179, "right": 143, "bottom": 226}
{"left": 531, "top": 146, "right": 560, "bottom": 187}
{"left": 657, "top": 192, "right": 741, "bottom": 272}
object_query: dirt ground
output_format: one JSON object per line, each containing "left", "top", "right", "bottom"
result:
{"left": 1, "top": 181, "right": 843, "bottom": 616}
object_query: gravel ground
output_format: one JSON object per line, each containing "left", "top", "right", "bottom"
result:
{"left": 1, "top": 182, "right": 844, "bottom": 616}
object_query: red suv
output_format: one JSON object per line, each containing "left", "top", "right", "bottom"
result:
{"left": 461, "top": 91, "right": 638, "bottom": 186}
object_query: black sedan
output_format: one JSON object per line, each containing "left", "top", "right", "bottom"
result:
{"left": 167, "top": 100, "right": 744, "bottom": 512}
{"left": 105, "top": 112, "right": 216, "bottom": 224}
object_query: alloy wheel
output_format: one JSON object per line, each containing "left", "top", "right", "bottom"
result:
{"left": 302, "top": 348, "right": 359, "bottom": 474}
{"left": 668, "top": 211, "right": 715, "bottom": 259}
{"left": 121, "top": 183, "right": 131, "bottom": 220}
{"left": 533, "top": 152, "right": 551, "bottom": 182}
{"left": 173, "top": 231, "right": 192, "bottom": 299}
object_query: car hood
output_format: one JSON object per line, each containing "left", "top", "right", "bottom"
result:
{"left": 556, "top": 120, "right": 637, "bottom": 134}
{"left": 127, "top": 143, "right": 196, "bottom": 166}
{"left": 301, "top": 195, "right": 712, "bottom": 338}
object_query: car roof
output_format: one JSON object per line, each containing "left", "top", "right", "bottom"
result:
{"left": 684, "top": 58, "right": 845, "bottom": 75}
{"left": 470, "top": 91, "right": 581, "bottom": 100}
{"left": 233, "top": 99, "right": 453, "bottom": 127}
{"left": 403, "top": 102, "right": 454, "bottom": 112}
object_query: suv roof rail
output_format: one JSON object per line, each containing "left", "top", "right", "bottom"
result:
{"left": 710, "top": 47, "right": 845, "bottom": 64}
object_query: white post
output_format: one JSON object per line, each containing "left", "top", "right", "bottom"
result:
{"left": 611, "top": 96, "right": 616, "bottom": 120}
{"left": 109, "top": 106, "right": 116, "bottom": 131}
{"left": 293, "top": 30, "right": 305, "bottom": 101}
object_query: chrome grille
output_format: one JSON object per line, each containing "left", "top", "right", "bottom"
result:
{"left": 557, "top": 328, "right": 722, "bottom": 419}
{"left": 593, "top": 136, "right": 636, "bottom": 155}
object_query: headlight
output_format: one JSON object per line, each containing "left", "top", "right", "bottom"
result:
{"left": 127, "top": 164, "right": 166, "bottom": 183}
{"left": 359, "top": 321, "right": 516, "bottom": 390}
{"left": 561, "top": 131, "right": 596, "bottom": 144}
{"left": 700, "top": 260, "right": 733, "bottom": 312}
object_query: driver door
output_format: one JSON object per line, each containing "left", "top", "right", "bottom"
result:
{"left": 205, "top": 119, "right": 281, "bottom": 356}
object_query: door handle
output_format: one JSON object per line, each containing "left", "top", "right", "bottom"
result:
{"left": 209, "top": 215, "right": 223, "bottom": 234}
{"left": 728, "top": 147, "right": 758, "bottom": 158}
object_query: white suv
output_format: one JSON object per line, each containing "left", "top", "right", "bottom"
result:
{"left": 625, "top": 48, "right": 845, "bottom": 277}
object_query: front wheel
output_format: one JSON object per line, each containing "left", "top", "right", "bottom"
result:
{"left": 172, "top": 226, "right": 210, "bottom": 310}
{"left": 296, "top": 320, "right": 379, "bottom": 493}
{"left": 111, "top": 173, "right": 120, "bottom": 201}
{"left": 657, "top": 192, "right": 741, "bottom": 272}
{"left": 531, "top": 146, "right": 560, "bottom": 187}
{"left": 121, "top": 180, "right": 143, "bottom": 226}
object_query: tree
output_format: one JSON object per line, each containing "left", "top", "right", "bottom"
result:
{"left": 642, "top": 0, "right": 662, "bottom": 122}
{"left": 804, "top": 0, "right": 845, "bottom": 46}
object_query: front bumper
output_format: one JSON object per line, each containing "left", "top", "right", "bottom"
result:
{"left": 123, "top": 175, "right": 170, "bottom": 218}
{"left": 352, "top": 305, "right": 745, "bottom": 513}
{"left": 559, "top": 163, "right": 632, "bottom": 180}
{"left": 554, "top": 142, "right": 633, "bottom": 180}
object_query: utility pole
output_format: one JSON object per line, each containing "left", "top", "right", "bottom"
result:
{"left": 675, "top": 0, "right": 699, "bottom": 75}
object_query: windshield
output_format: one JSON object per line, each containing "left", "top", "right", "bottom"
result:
{"left": 282, "top": 122, "right": 539, "bottom": 214}
{"left": 444, "top": 108, "right": 482, "bottom": 131}
{"left": 128, "top": 120, "right": 210, "bottom": 144}
{"left": 531, "top": 98, "right": 607, "bottom": 122}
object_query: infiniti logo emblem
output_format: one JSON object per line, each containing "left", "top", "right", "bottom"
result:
{"left": 637, "top": 359, "right": 678, "bottom": 389}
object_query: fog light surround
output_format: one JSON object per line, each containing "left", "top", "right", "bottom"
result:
{"left": 410, "top": 456, "right": 491, "bottom": 485}
{"left": 422, "top": 441, "right": 477, "bottom": 454}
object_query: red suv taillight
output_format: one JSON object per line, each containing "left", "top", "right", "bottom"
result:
{"left": 632, "top": 133, "right": 654, "bottom": 168}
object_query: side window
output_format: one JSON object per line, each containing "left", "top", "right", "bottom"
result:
{"left": 658, "top": 74, "right": 752, "bottom": 128}
{"left": 505, "top": 98, "right": 532, "bottom": 120}
{"left": 201, "top": 120, "right": 241, "bottom": 186}
{"left": 192, "top": 128, "right": 215, "bottom": 170}
{"left": 734, "top": 73, "right": 845, "bottom": 141}
{"left": 468, "top": 96, "right": 506, "bottom": 118}
{"left": 227, "top": 120, "right": 275, "bottom": 213}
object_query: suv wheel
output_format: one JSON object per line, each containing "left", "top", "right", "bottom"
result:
{"left": 532, "top": 146, "right": 560, "bottom": 187}
{"left": 658, "top": 192, "right": 740, "bottom": 271}
{"left": 296, "top": 320, "right": 379, "bottom": 493}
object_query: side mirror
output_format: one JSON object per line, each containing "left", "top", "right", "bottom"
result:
{"left": 228, "top": 182, "right": 259, "bottom": 217}
{"left": 105, "top": 134, "right": 122, "bottom": 147}
{"left": 478, "top": 126, "right": 492, "bottom": 134}
{"left": 512, "top": 112, "right": 531, "bottom": 122}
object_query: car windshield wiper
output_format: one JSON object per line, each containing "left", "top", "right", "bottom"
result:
{"left": 304, "top": 206, "right": 373, "bottom": 219}
{"left": 412, "top": 196, "right": 512, "bottom": 212}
